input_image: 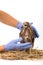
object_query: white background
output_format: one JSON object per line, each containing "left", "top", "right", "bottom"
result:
{"left": 0, "top": 0, "right": 43, "bottom": 65}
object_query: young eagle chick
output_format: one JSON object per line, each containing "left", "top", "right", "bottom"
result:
{"left": 19, "top": 22, "right": 35, "bottom": 47}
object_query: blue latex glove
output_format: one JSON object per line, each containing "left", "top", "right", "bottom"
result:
{"left": 4, "top": 37, "right": 32, "bottom": 51}
{"left": 17, "top": 22, "right": 23, "bottom": 30}
{"left": 32, "top": 26, "right": 39, "bottom": 38}
{"left": 17, "top": 22, "right": 39, "bottom": 38}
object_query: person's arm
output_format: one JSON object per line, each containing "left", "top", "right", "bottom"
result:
{"left": 0, "top": 45, "right": 5, "bottom": 52}
{"left": 0, "top": 10, "right": 19, "bottom": 27}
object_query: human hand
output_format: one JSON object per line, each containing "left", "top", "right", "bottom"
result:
{"left": 31, "top": 26, "right": 39, "bottom": 38}
{"left": 4, "top": 37, "right": 32, "bottom": 51}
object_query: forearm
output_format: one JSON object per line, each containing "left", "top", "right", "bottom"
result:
{"left": 0, "top": 10, "right": 18, "bottom": 27}
{"left": 0, "top": 45, "right": 5, "bottom": 51}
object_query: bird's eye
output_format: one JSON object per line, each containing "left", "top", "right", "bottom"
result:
{"left": 25, "top": 25, "right": 27, "bottom": 26}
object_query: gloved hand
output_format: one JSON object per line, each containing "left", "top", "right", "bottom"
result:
{"left": 17, "top": 22, "right": 39, "bottom": 38}
{"left": 32, "top": 26, "right": 39, "bottom": 38}
{"left": 17, "top": 22, "right": 23, "bottom": 30}
{"left": 4, "top": 37, "right": 32, "bottom": 51}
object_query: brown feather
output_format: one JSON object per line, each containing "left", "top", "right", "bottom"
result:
{"left": 19, "top": 22, "right": 35, "bottom": 47}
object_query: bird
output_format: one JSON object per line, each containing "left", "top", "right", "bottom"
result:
{"left": 19, "top": 22, "right": 35, "bottom": 53}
